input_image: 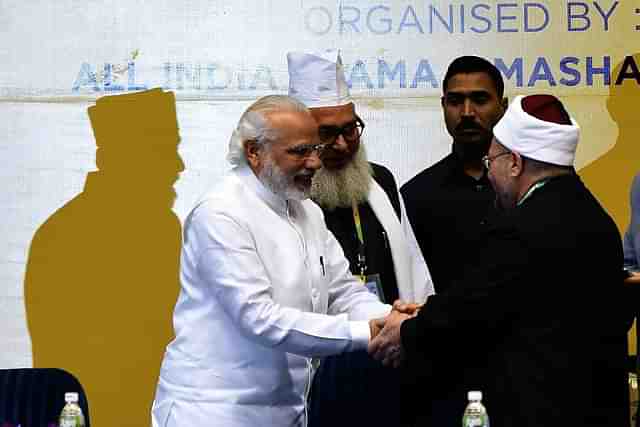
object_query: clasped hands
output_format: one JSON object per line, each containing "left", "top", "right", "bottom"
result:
{"left": 625, "top": 271, "right": 640, "bottom": 286}
{"left": 367, "top": 300, "right": 422, "bottom": 368}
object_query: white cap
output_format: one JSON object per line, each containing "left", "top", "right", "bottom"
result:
{"left": 468, "top": 391, "right": 483, "bottom": 401}
{"left": 287, "top": 49, "right": 352, "bottom": 108}
{"left": 493, "top": 95, "right": 580, "bottom": 166}
{"left": 65, "top": 392, "right": 79, "bottom": 403}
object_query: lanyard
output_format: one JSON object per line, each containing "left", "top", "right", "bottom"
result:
{"left": 351, "top": 201, "right": 367, "bottom": 282}
{"left": 517, "top": 177, "right": 551, "bottom": 206}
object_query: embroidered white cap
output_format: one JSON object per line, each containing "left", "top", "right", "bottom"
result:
{"left": 493, "top": 95, "right": 580, "bottom": 166}
{"left": 287, "top": 49, "right": 352, "bottom": 108}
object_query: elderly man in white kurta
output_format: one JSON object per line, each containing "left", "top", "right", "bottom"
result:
{"left": 151, "top": 95, "right": 393, "bottom": 427}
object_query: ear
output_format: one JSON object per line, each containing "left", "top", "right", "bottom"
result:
{"left": 440, "top": 96, "right": 446, "bottom": 108}
{"left": 500, "top": 97, "right": 509, "bottom": 112}
{"left": 510, "top": 151, "right": 524, "bottom": 177}
{"left": 244, "top": 140, "right": 262, "bottom": 172}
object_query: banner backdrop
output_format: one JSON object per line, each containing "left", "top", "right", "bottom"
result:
{"left": 1, "top": 1, "right": 638, "bottom": 426}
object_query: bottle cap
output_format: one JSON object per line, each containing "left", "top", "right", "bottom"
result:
{"left": 65, "top": 392, "right": 79, "bottom": 403}
{"left": 468, "top": 391, "right": 482, "bottom": 401}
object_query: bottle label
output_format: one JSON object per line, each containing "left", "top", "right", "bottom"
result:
{"left": 462, "top": 414, "right": 489, "bottom": 427}
{"left": 60, "top": 419, "right": 77, "bottom": 427}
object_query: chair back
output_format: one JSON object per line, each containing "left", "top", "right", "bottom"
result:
{"left": 0, "top": 368, "right": 90, "bottom": 427}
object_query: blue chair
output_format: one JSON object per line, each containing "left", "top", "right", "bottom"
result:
{"left": 0, "top": 368, "right": 90, "bottom": 427}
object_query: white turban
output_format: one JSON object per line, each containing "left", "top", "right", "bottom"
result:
{"left": 493, "top": 95, "right": 580, "bottom": 166}
{"left": 287, "top": 49, "right": 352, "bottom": 108}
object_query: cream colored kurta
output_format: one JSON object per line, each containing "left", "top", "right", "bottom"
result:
{"left": 152, "top": 166, "right": 390, "bottom": 427}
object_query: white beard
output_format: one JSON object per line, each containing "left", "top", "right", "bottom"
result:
{"left": 311, "top": 145, "right": 372, "bottom": 210}
{"left": 258, "top": 153, "right": 311, "bottom": 201}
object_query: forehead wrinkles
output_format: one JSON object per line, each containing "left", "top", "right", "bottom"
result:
{"left": 266, "top": 111, "right": 317, "bottom": 144}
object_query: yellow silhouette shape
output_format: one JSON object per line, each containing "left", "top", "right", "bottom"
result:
{"left": 578, "top": 54, "right": 640, "bottom": 358}
{"left": 25, "top": 88, "right": 184, "bottom": 427}
{"left": 579, "top": 53, "right": 640, "bottom": 231}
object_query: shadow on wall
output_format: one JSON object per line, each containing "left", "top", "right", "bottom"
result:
{"left": 579, "top": 53, "right": 640, "bottom": 231}
{"left": 24, "top": 89, "right": 184, "bottom": 427}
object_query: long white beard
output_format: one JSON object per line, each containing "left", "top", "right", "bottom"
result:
{"left": 258, "top": 154, "right": 310, "bottom": 201}
{"left": 311, "top": 145, "right": 372, "bottom": 210}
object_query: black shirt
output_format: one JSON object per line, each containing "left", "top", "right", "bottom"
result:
{"left": 401, "top": 151, "right": 495, "bottom": 293}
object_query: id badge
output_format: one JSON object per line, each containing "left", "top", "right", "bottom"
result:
{"left": 358, "top": 273, "right": 385, "bottom": 303}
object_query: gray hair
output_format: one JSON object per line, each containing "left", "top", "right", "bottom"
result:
{"left": 227, "top": 95, "right": 309, "bottom": 167}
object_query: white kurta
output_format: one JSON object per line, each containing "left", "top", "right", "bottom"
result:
{"left": 152, "top": 166, "right": 390, "bottom": 427}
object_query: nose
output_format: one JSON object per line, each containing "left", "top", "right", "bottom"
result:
{"left": 462, "top": 99, "right": 475, "bottom": 117}
{"left": 305, "top": 151, "right": 322, "bottom": 170}
{"left": 329, "top": 134, "right": 348, "bottom": 152}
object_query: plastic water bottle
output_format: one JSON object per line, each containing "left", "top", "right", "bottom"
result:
{"left": 462, "top": 390, "right": 489, "bottom": 427}
{"left": 59, "top": 392, "right": 86, "bottom": 427}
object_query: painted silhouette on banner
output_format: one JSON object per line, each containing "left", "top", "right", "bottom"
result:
{"left": 580, "top": 53, "right": 640, "bottom": 230}
{"left": 24, "top": 89, "right": 184, "bottom": 427}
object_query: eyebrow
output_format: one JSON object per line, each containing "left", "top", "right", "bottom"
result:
{"left": 445, "top": 90, "right": 492, "bottom": 97}
{"left": 318, "top": 119, "right": 357, "bottom": 128}
{"left": 287, "top": 142, "right": 314, "bottom": 150}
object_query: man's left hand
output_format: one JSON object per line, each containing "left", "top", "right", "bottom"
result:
{"left": 392, "top": 299, "right": 424, "bottom": 316}
{"left": 368, "top": 310, "right": 410, "bottom": 368}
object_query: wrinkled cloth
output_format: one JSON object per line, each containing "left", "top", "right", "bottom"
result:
{"left": 152, "top": 166, "right": 389, "bottom": 427}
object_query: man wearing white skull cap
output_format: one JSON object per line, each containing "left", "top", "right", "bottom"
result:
{"left": 370, "top": 94, "right": 631, "bottom": 426}
{"left": 287, "top": 49, "right": 433, "bottom": 427}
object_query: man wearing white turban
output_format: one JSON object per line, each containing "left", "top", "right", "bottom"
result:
{"left": 369, "top": 94, "right": 631, "bottom": 427}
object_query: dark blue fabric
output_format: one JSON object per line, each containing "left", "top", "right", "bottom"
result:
{"left": 0, "top": 368, "right": 90, "bottom": 427}
{"left": 308, "top": 351, "right": 401, "bottom": 427}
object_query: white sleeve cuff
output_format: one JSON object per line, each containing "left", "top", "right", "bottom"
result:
{"left": 348, "top": 320, "right": 371, "bottom": 351}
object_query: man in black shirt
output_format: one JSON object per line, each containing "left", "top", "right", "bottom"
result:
{"left": 399, "top": 56, "right": 506, "bottom": 425}
{"left": 401, "top": 56, "right": 507, "bottom": 294}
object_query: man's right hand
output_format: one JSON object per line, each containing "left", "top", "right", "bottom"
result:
{"left": 369, "top": 317, "right": 385, "bottom": 340}
{"left": 368, "top": 311, "right": 409, "bottom": 368}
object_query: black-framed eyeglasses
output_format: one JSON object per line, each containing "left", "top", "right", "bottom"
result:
{"left": 317, "top": 116, "right": 365, "bottom": 144}
{"left": 482, "top": 150, "right": 511, "bottom": 169}
{"left": 286, "top": 142, "right": 330, "bottom": 159}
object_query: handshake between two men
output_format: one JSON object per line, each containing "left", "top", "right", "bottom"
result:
{"left": 367, "top": 299, "right": 423, "bottom": 368}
